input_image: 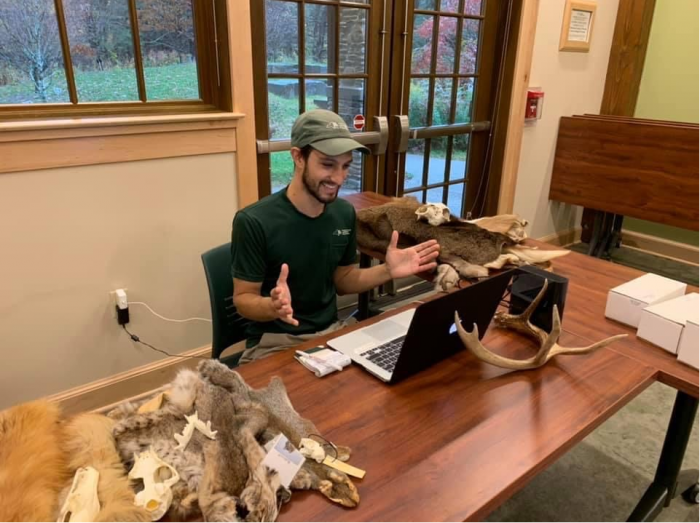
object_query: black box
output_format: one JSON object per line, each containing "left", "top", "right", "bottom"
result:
{"left": 508, "top": 265, "right": 568, "bottom": 333}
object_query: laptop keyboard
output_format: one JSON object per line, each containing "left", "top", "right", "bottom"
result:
{"left": 361, "top": 336, "right": 406, "bottom": 373}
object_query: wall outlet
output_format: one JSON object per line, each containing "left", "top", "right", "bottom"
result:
{"left": 109, "top": 288, "right": 129, "bottom": 308}
{"left": 109, "top": 288, "right": 130, "bottom": 325}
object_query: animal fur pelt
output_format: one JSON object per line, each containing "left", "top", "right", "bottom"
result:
{"left": 61, "top": 413, "right": 151, "bottom": 522}
{"left": 110, "top": 360, "right": 358, "bottom": 522}
{"left": 356, "top": 197, "right": 569, "bottom": 290}
{"left": 0, "top": 401, "right": 70, "bottom": 522}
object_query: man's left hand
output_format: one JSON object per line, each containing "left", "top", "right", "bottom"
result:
{"left": 385, "top": 230, "right": 440, "bottom": 279}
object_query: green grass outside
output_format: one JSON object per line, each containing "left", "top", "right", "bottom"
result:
{"left": 0, "top": 63, "right": 199, "bottom": 104}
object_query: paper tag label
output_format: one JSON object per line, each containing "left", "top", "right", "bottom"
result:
{"left": 322, "top": 456, "right": 366, "bottom": 479}
{"left": 262, "top": 434, "right": 305, "bottom": 488}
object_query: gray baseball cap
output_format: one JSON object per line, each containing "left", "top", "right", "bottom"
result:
{"left": 291, "top": 109, "right": 370, "bottom": 156}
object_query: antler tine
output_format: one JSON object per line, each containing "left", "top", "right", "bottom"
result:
{"left": 456, "top": 307, "right": 628, "bottom": 371}
{"left": 455, "top": 312, "right": 552, "bottom": 370}
{"left": 495, "top": 280, "right": 551, "bottom": 344}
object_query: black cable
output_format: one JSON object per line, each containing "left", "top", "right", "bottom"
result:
{"left": 122, "top": 325, "right": 208, "bottom": 360}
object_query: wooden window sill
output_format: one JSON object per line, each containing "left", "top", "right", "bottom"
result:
{"left": 0, "top": 112, "right": 244, "bottom": 174}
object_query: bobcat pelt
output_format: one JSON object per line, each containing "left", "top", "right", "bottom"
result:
{"left": 60, "top": 413, "right": 150, "bottom": 522}
{"left": 0, "top": 401, "right": 70, "bottom": 522}
{"left": 357, "top": 197, "right": 568, "bottom": 288}
{"left": 111, "top": 360, "right": 358, "bottom": 521}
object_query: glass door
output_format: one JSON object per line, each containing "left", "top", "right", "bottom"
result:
{"left": 384, "top": 0, "right": 514, "bottom": 218}
{"left": 251, "top": 0, "right": 515, "bottom": 217}
{"left": 251, "top": 0, "right": 386, "bottom": 197}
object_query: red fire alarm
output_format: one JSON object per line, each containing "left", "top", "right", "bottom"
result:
{"left": 525, "top": 89, "right": 544, "bottom": 121}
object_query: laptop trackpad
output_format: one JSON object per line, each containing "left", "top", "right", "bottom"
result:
{"left": 363, "top": 320, "right": 406, "bottom": 342}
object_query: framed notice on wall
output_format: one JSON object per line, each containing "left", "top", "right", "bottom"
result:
{"left": 559, "top": 0, "right": 597, "bottom": 52}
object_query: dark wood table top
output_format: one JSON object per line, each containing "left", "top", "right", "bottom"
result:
{"left": 343, "top": 191, "right": 699, "bottom": 398}
{"left": 548, "top": 116, "right": 699, "bottom": 230}
{"left": 237, "top": 304, "right": 655, "bottom": 521}
{"left": 552, "top": 252, "right": 699, "bottom": 398}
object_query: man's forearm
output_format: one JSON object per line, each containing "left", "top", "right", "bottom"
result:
{"left": 234, "top": 293, "right": 278, "bottom": 322}
{"left": 335, "top": 265, "right": 392, "bottom": 295}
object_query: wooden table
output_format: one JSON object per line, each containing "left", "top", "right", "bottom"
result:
{"left": 337, "top": 191, "right": 698, "bottom": 521}
{"left": 237, "top": 305, "right": 655, "bottom": 521}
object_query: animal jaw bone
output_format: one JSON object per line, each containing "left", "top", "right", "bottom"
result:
{"left": 415, "top": 202, "right": 452, "bottom": 226}
{"left": 173, "top": 411, "right": 217, "bottom": 451}
{"left": 129, "top": 448, "right": 180, "bottom": 521}
{"left": 455, "top": 280, "right": 627, "bottom": 370}
{"left": 58, "top": 467, "right": 101, "bottom": 522}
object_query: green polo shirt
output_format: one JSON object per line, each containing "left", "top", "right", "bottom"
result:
{"left": 230, "top": 188, "right": 357, "bottom": 347}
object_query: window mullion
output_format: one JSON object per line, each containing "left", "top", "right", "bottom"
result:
{"left": 128, "top": 0, "right": 148, "bottom": 102}
{"left": 53, "top": 0, "right": 78, "bottom": 104}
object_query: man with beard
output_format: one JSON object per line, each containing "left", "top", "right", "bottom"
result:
{"left": 231, "top": 110, "right": 440, "bottom": 363}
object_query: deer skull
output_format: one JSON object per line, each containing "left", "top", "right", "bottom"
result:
{"left": 415, "top": 202, "right": 452, "bottom": 226}
{"left": 129, "top": 447, "right": 180, "bottom": 521}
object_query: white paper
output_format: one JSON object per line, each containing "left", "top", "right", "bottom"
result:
{"left": 261, "top": 434, "right": 305, "bottom": 488}
{"left": 568, "top": 9, "right": 592, "bottom": 42}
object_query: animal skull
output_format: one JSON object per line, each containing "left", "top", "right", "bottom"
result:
{"left": 129, "top": 447, "right": 180, "bottom": 521}
{"left": 58, "top": 467, "right": 101, "bottom": 522}
{"left": 415, "top": 202, "right": 452, "bottom": 226}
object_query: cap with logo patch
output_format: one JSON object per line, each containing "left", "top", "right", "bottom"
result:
{"left": 291, "top": 109, "right": 370, "bottom": 156}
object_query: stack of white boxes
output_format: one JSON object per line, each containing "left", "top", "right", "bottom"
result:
{"left": 605, "top": 273, "right": 699, "bottom": 369}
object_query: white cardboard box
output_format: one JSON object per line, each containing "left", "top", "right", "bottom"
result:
{"left": 637, "top": 293, "right": 699, "bottom": 354}
{"left": 605, "top": 273, "right": 687, "bottom": 328}
{"left": 677, "top": 319, "right": 699, "bottom": 369}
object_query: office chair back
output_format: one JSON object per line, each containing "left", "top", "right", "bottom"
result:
{"left": 201, "top": 242, "right": 251, "bottom": 366}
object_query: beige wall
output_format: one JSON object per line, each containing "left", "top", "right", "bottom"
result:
{"left": 512, "top": 0, "right": 619, "bottom": 240}
{"left": 0, "top": 154, "right": 238, "bottom": 409}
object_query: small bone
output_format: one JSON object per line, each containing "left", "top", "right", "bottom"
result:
{"left": 299, "top": 438, "right": 326, "bottom": 463}
{"left": 174, "top": 411, "right": 217, "bottom": 451}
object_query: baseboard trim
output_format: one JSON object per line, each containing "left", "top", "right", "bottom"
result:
{"left": 47, "top": 345, "right": 213, "bottom": 415}
{"left": 537, "top": 227, "right": 582, "bottom": 247}
{"left": 621, "top": 230, "right": 699, "bottom": 266}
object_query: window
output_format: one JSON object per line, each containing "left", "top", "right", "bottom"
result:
{"left": 0, "top": 0, "right": 231, "bottom": 120}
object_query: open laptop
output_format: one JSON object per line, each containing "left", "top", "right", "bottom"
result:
{"left": 327, "top": 269, "right": 514, "bottom": 383}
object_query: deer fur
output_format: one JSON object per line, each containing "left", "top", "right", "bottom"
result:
{"left": 356, "top": 197, "right": 569, "bottom": 289}
{"left": 111, "top": 360, "right": 358, "bottom": 521}
{"left": 0, "top": 401, "right": 70, "bottom": 522}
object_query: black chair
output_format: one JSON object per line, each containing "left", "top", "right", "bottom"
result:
{"left": 201, "top": 242, "right": 251, "bottom": 367}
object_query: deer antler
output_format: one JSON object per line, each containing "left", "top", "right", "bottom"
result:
{"left": 455, "top": 280, "right": 627, "bottom": 370}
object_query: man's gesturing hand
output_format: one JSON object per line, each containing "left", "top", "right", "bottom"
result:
{"left": 270, "top": 263, "right": 299, "bottom": 326}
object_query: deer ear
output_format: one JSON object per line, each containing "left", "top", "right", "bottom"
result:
{"left": 442, "top": 208, "right": 450, "bottom": 218}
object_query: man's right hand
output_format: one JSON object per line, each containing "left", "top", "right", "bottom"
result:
{"left": 269, "top": 263, "right": 299, "bottom": 326}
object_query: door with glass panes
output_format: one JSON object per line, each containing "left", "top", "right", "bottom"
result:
{"left": 252, "top": 0, "right": 515, "bottom": 218}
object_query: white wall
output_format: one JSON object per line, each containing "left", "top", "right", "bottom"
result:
{"left": 0, "top": 154, "right": 238, "bottom": 409}
{"left": 512, "top": 0, "right": 620, "bottom": 239}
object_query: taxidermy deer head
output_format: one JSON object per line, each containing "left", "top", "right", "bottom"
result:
{"left": 455, "top": 280, "right": 627, "bottom": 370}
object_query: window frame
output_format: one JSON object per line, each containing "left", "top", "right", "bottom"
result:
{"left": 0, "top": 0, "right": 232, "bottom": 121}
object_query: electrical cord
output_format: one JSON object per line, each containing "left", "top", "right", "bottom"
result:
{"left": 122, "top": 325, "right": 209, "bottom": 360}
{"left": 128, "top": 301, "right": 212, "bottom": 323}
